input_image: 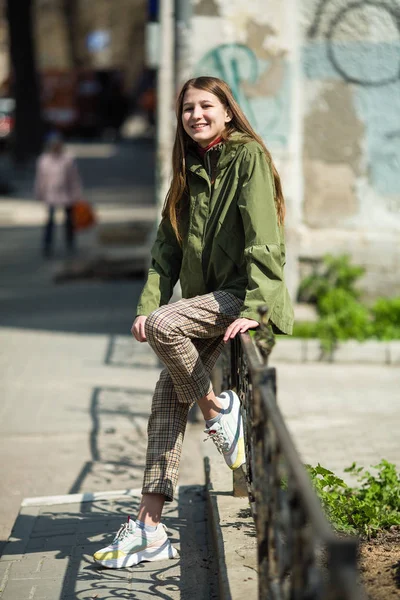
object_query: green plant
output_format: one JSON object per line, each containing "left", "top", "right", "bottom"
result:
{"left": 296, "top": 254, "right": 400, "bottom": 350}
{"left": 292, "top": 321, "right": 318, "bottom": 339}
{"left": 371, "top": 297, "right": 400, "bottom": 340}
{"left": 298, "top": 254, "right": 365, "bottom": 304}
{"left": 316, "top": 289, "right": 372, "bottom": 352}
{"left": 298, "top": 255, "right": 369, "bottom": 352}
{"left": 306, "top": 460, "right": 400, "bottom": 538}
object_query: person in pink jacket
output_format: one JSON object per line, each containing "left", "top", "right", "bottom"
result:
{"left": 35, "top": 132, "right": 82, "bottom": 257}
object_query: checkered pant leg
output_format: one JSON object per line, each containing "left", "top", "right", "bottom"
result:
{"left": 142, "top": 291, "right": 242, "bottom": 501}
{"left": 142, "top": 335, "right": 225, "bottom": 500}
{"left": 144, "top": 291, "right": 242, "bottom": 404}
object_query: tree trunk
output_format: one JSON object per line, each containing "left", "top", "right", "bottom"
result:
{"left": 6, "top": 0, "right": 43, "bottom": 163}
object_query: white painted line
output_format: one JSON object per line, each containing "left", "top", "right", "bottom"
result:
{"left": 21, "top": 488, "right": 145, "bottom": 507}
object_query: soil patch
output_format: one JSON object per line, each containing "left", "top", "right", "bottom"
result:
{"left": 359, "top": 529, "right": 400, "bottom": 599}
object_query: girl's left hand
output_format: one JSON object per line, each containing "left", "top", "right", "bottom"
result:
{"left": 223, "top": 318, "right": 259, "bottom": 342}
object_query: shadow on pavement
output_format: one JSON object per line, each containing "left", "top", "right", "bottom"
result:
{"left": 0, "top": 379, "right": 216, "bottom": 597}
{"left": 0, "top": 487, "right": 216, "bottom": 599}
{"left": 68, "top": 385, "right": 153, "bottom": 495}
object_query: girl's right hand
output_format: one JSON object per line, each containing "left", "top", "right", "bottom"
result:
{"left": 131, "top": 316, "right": 147, "bottom": 342}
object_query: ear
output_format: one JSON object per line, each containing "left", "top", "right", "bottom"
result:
{"left": 225, "top": 107, "right": 233, "bottom": 123}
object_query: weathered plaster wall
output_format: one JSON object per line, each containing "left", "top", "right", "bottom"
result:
{"left": 193, "top": 0, "right": 292, "bottom": 149}
{"left": 191, "top": 0, "right": 302, "bottom": 298}
{"left": 190, "top": 0, "right": 400, "bottom": 299}
{"left": 301, "top": 0, "right": 400, "bottom": 298}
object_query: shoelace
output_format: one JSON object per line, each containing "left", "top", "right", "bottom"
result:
{"left": 112, "top": 521, "right": 166, "bottom": 543}
{"left": 113, "top": 520, "right": 135, "bottom": 543}
{"left": 204, "top": 428, "right": 230, "bottom": 453}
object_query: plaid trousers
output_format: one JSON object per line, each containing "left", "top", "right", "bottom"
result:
{"left": 142, "top": 291, "right": 242, "bottom": 501}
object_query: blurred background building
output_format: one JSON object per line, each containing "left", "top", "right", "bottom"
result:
{"left": 0, "top": 0, "right": 399, "bottom": 302}
{"left": 0, "top": 0, "right": 149, "bottom": 138}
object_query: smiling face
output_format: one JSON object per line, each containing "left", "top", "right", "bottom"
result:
{"left": 181, "top": 87, "right": 232, "bottom": 147}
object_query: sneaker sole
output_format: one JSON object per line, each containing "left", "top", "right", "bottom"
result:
{"left": 94, "top": 539, "right": 178, "bottom": 569}
{"left": 229, "top": 436, "right": 245, "bottom": 470}
{"left": 221, "top": 391, "right": 246, "bottom": 470}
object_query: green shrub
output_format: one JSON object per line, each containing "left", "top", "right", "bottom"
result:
{"left": 316, "top": 289, "right": 372, "bottom": 352}
{"left": 295, "top": 254, "right": 400, "bottom": 349}
{"left": 298, "top": 254, "right": 365, "bottom": 304}
{"left": 306, "top": 460, "right": 400, "bottom": 538}
{"left": 371, "top": 297, "right": 400, "bottom": 340}
{"left": 292, "top": 321, "right": 318, "bottom": 339}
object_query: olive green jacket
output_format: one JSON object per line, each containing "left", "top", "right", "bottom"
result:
{"left": 136, "top": 135, "right": 294, "bottom": 334}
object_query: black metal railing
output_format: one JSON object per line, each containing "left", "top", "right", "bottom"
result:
{"left": 216, "top": 308, "right": 366, "bottom": 600}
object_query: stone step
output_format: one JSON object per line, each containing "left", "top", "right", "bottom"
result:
{"left": 204, "top": 446, "right": 258, "bottom": 600}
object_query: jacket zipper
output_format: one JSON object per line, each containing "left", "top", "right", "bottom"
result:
{"left": 205, "top": 152, "right": 212, "bottom": 179}
{"left": 202, "top": 152, "right": 214, "bottom": 250}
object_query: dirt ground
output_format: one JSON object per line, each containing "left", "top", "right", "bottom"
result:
{"left": 359, "top": 529, "right": 400, "bottom": 599}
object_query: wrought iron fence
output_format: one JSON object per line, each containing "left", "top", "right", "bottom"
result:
{"left": 216, "top": 308, "right": 366, "bottom": 600}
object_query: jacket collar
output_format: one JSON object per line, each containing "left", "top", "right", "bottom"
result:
{"left": 186, "top": 131, "right": 245, "bottom": 176}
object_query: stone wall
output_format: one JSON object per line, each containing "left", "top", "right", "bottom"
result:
{"left": 190, "top": 0, "right": 400, "bottom": 300}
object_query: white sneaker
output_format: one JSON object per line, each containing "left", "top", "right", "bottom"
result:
{"left": 204, "top": 390, "right": 245, "bottom": 470}
{"left": 93, "top": 517, "right": 178, "bottom": 569}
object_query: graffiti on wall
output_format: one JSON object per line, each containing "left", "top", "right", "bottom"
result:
{"left": 197, "top": 43, "right": 259, "bottom": 122}
{"left": 195, "top": 21, "right": 291, "bottom": 149}
{"left": 308, "top": 0, "right": 400, "bottom": 86}
{"left": 304, "top": 0, "right": 400, "bottom": 198}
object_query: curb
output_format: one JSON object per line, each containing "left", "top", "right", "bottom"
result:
{"left": 272, "top": 338, "right": 400, "bottom": 365}
{"left": 20, "top": 487, "right": 144, "bottom": 507}
{"left": 204, "top": 448, "right": 257, "bottom": 600}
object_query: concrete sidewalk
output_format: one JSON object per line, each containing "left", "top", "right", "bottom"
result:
{"left": 1, "top": 139, "right": 399, "bottom": 599}
{"left": 0, "top": 329, "right": 218, "bottom": 599}
{"left": 0, "top": 140, "right": 219, "bottom": 598}
{"left": 0, "top": 486, "right": 216, "bottom": 600}
{"left": 270, "top": 360, "right": 400, "bottom": 482}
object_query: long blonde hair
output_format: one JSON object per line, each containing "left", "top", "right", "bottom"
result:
{"left": 163, "top": 76, "right": 285, "bottom": 242}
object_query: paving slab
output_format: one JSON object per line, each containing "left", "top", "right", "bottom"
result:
{"left": 0, "top": 487, "right": 218, "bottom": 600}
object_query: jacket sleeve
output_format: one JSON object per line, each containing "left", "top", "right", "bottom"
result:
{"left": 136, "top": 216, "right": 182, "bottom": 316}
{"left": 237, "top": 146, "right": 285, "bottom": 324}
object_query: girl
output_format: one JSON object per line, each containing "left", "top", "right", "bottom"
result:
{"left": 94, "top": 76, "right": 294, "bottom": 568}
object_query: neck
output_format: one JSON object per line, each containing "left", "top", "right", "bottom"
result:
{"left": 196, "top": 136, "right": 223, "bottom": 157}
